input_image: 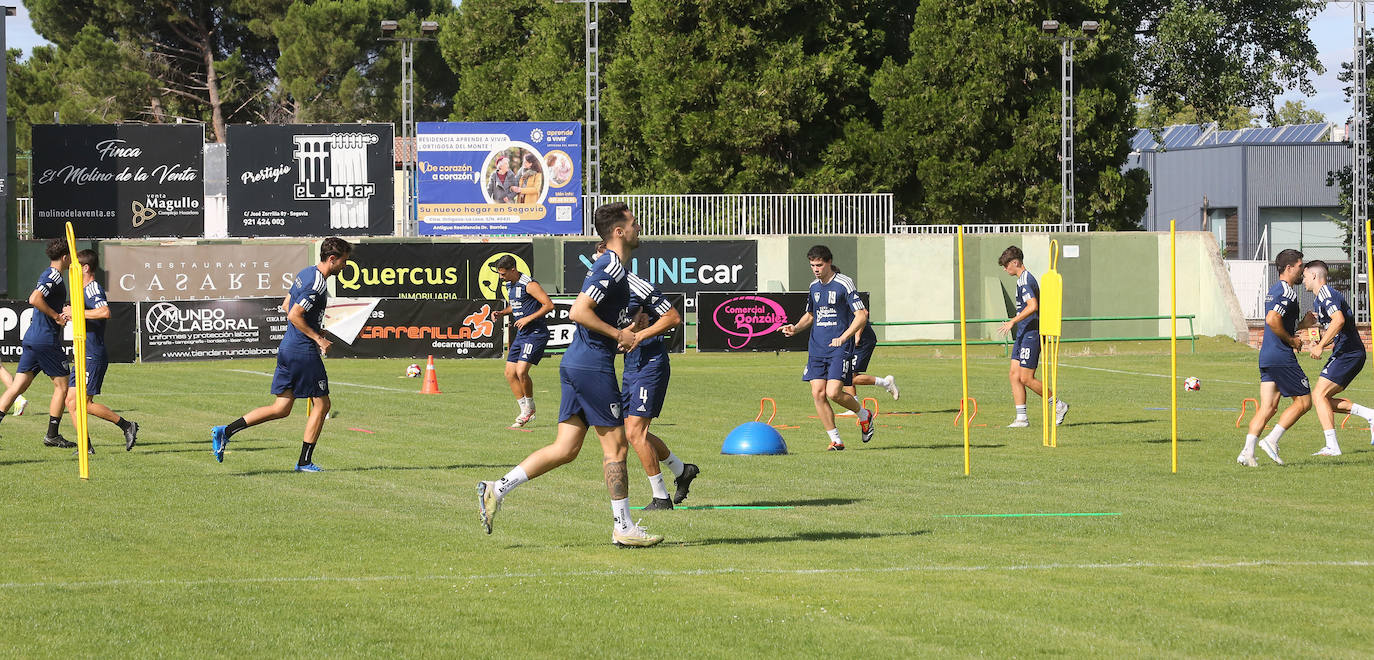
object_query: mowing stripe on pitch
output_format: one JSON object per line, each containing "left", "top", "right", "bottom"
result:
{"left": 1059, "top": 363, "right": 1251, "bottom": 385}
{"left": 631, "top": 505, "right": 794, "bottom": 510}
{"left": 943, "top": 512, "right": 1121, "bottom": 518}
{"left": 3, "top": 559, "right": 1371, "bottom": 590}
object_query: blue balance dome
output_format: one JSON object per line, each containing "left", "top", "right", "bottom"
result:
{"left": 721, "top": 422, "right": 788, "bottom": 455}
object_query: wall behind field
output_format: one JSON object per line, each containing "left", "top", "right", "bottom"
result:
{"left": 75, "top": 231, "right": 1245, "bottom": 344}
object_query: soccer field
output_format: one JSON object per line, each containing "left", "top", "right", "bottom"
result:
{"left": 3, "top": 340, "right": 1374, "bottom": 656}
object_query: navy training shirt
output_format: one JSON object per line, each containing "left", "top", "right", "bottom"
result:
{"left": 1314, "top": 284, "right": 1364, "bottom": 357}
{"left": 805, "top": 273, "right": 865, "bottom": 357}
{"left": 562, "top": 250, "right": 631, "bottom": 374}
{"left": 1258, "top": 280, "right": 1301, "bottom": 367}
{"left": 625, "top": 272, "right": 674, "bottom": 371}
{"left": 24, "top": 267, "right": 67, "bottom": 346}
{"left": 281, "top": 265, "right": 328, "bottom": 355}
{"left": 505, "top": 274, "right": 549, "bottom": 337}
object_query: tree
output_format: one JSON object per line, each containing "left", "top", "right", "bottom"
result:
{"left": 1135, "top": 95, "right": 1258, "bottom": 130}
{"left": 1272, "top": 99, "right": 1326, "bottom": 126}
{"left": 601, "top": 0, "right": 913, "bottom": 194}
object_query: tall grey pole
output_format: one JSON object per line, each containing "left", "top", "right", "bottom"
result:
{"left": 1353, "top": 1, "right": 1368, "bottom": 321}
{"left": 1060, "top": 39, "right": 1075, "bottom": 232}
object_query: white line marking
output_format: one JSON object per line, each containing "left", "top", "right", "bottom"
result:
{"left": 1060, "top": 363, "right": 1252, "bottom": 385}
{"left": 226, "top": 369, "right": 412, "bottom": 393}
{"left": 2, "top": 559, "right": 1369, "bottom": 590}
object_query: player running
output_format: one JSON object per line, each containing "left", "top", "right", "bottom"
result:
{"left": 996, "top": 246, "right": 1069, "bottom": 428}
{"left": 1237, "top": 249, "right": 1312, "bottom": 467}
{"left": 1299, "top": 259, "right": 1374, "bottom": 456}
{"left": 210, "top": 238, "right": 352, "bottom": 471}
{"left": 781, "top": 245, "right": 875, "bottom": 451}
{"left": 0, "top": 238, "right": 74, "bottom": 448}
{"left": 64, "top": 250, "right": 139, "bottom": 452}
{"left": 620, "top": 252, "right": 699, "bottom": 509}
{"left": 491, "top": 256, "right": 554, "bottom": 428}
{"left": 477, "top": 203, "right": 663, "bottom": 547}
{"left": 834, "top": 270, "right": 897, "bottom": 411}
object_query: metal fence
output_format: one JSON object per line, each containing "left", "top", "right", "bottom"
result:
{"left": 890, "top": 222, "right": 1090, "bottom": 235}
{"left": 584, "top": 193, "right": 894, "bottom": 236}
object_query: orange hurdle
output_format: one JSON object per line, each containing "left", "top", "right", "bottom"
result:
{"left": 1235, "top": 398, "right": 1258, "bottom": 428}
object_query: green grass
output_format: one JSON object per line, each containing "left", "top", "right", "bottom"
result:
{"left": 4, "top": 338, "right": 1374, "bottom": 656}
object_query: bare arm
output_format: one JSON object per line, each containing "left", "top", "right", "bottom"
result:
{"left": 635, "top": 307, "right": 681, "bottom": 343}
{"left": 1309, "top": 310, "right": 1345, "bottom": 358}
{"left": 782, "top": 312, "right": 814, "bottom": 337}
{"left": 516, "top": 281, "right": 556, "bottom": 329}
{"left": 83, "top": 305, "right": 111, "bottom": 320}
{"left": 832, "top": 308, "right": 869, "bottom": 347}
{"left": 999, "top": 296, "right": 1038, "bottom": 335}
{"left": 29, "top": 289, "right": 69, "bottom": 324}
{"left": 288, "top": 303, "right": 332, "bottom": 354}
{"left": 1266, "top": 309, "right": 1302, "bottom": 350}
{"left": 570, "top": 293, "right": 636, "bottom": 352}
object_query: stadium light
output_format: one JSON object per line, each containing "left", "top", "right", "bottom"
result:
{"left": 420, "top": 21, "right": 439, "bottom": 36}
{"left": 1042, "top": 19, "right": 1099, "bottom": 232}
{"left": 1041, "top": 20, "right": 1059, "bottom": 34}
{"left": 379, "top": 19, "right": 440, "bottom": 236}
{"left": 380, "top": 20, "right": 398, "bottom": 36}
{"left": 1081, "top": 21, "right": 1099, "bottom": 36}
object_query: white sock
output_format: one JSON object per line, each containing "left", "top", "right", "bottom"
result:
{"left": 612, "top": 498, "right": 633, "bottom": 532}
{"left": 1015, "top": 404, "right": 1028, "bottom": 421}
{"left": 873, "top": 375, "right": 890, "bottom": 388}
{"left": 1324, "top": 428, "right": 1340, "bottom": 450}
{"left": 1243, "top": 434, "right": 1258, "bottom": 453}
{"left": 827, "top": 428, "right": 843, "bottom": 444}
{"left": 517, "top": 397, "right": 532, "bottom": 414}
{"left": 1351, "top": 403, "right": 1374, "bottom": 421}
{"left": 661, "top": 451, "right": 685, "bottom": 478}
{"left": 1264, "top": 425, "right": 1287, "bottom": 444}
{"left": 495, "top": 466, "right": 528, "bottom": 499}
{"left": 648, "top": 473, "right": 669, "bottom": 500}
{"left": 526, "top": 397, "right": 535, "bottom": 413}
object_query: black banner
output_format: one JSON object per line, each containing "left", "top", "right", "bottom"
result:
{"left": 325, "top": 298, "right": 503, "bottom": 359}
{"left": 562, "top": 241, "right": 756, "bottom": 310}
{"left": 0, "top": 300, "right": 136, "bottom": 363}
{"left": 336, "top": 242, "right": 534, "bottom": 301}
{"left": 542, "top": 293, "right": 686, "bottom": 355}
{"left": 140, "top": 298, "right": 284, "bottom": 362}
{"left": 696, "top": 291, "right": 866, "bottom": 352}
{"left": 226, "top": 124, "right": 394, "bottom": 237}
{"left": 33, "top": 124, "right": 205, "bottom": 238}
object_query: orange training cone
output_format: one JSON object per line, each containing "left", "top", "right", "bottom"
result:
{"left": 421, "top": 355, "right": 442, "bottom": 394}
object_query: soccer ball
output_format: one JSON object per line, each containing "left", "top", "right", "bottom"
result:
{"left": 1183, "top": 376, "right": 1201, "bottom": 392}
{"left": 405, "top": 363, "right": 421, "bottom": 378}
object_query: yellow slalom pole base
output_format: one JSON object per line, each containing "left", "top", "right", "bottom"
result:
{"left": 1049, "top": 336, "right": 1060, "bottom": 448}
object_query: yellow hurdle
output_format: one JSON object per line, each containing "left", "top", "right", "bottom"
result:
{"left": 1039, "top": 241, "right": 1064, "bottom": 447}
{"left": 65, "top": 222, "right": 90, "bottom": 480}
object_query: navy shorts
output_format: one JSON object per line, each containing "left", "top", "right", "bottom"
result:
{"left": 850, "top": 338, "right": 876, "bottom": 374}
{"left": 1012, "top": 330, "right": 1041, "bottom": 369}
{"left": 507, "top": 331, "right": 549, "bottom": 365}
{"left": 622, "top": 360, "right": 670, "bottom": 419}
{"left": 271, "top": 350, "right": 329, "bottom": 398}
{"left": 17, "top": 342, "right": 70, "bottom": 379}
{"left": 804, "top": 349, "right": 853, "bottom": 385}
{"left": 1260, "top": 363, "right": 1311, "bottom": 397}
{"left": 1319, "top": 351, "right": 1366, "bottom": 388}
{"left": 559, "top": 365, "right": 623, "bottom": 427}
{"left": 69, "top": 353, "right": 108, "bottom": 396}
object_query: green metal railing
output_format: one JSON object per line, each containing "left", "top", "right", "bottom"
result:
{"left": 684, "top": 315, "right": 1198, "bottom": 353}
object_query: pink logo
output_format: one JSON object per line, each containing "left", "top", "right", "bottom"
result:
{"left": 712, "top": 295, "right": 788, "bottom": 349}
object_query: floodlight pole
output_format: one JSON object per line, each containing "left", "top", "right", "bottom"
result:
{"left": 381, "top": 21, "right": 438, "bottom": 236}
{"left": 555, "top": 0, "right": 625, "bottom": 226}
{"left": 1042, "top": 21, "right": 1096, "bottom": 232}
{"left": 1353, "top": 1, "right": 1369, "bottom": 321}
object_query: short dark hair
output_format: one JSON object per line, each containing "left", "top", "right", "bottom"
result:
{"left": 45, "top": 238, "right": 69, "bottom": 261}
{"left": 491, "top": 254, "right": 518, "bottom": 271}
{"left": 524, "top": 154, "right": 539, "bottom": 168}
{"left": 806, "top": 245, "right": 833, "bottom": 262}
{"left": 593, "top": 202, "right": 631, "bottom": 240}
{"left": 76, "top": 249, "right": 98, "bottom": 272}
{"left": 998, "top": 245, "right": 1024, "bottom": 267}
{"left": 1304, "top": 259, "right": 1329, "bottom": 277}
{"left": 1274, "top": 248, "right": 1304, "bottom": 274}
{"left": 320, "top": 237, "right": 352, "bottom": 261}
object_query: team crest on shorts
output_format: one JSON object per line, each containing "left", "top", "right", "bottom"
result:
{"left": 610, "top": 402, "right": 621, "bottom": 418}
{"left": 318, "top": 380, "right": 327, "bottom": 390}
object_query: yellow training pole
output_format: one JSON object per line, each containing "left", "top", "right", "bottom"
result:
{"left": 1366, "top": 220, "right": 1373, "bottom": 384}
{"left": 65, "top": 222, "right": 89, "bottom": 480}
{"left": 957, "top": 226, "right": 971, "bottom": 476}
{"left": 1170, "top": 219, "right": 1178, "bottom": 473}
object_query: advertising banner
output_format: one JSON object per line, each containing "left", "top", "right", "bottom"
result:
{"left": 541, "top": 293, "right": 686, "bottom": 355}
{"left": 102, "top": 243, "right": 312, "bottom": 302}
{"left": 226, "top": 124, "right": 394, "bottom": 237}
{"left": 562, "top": 241, "right": 756, "bottom": 311}
{"left": 696, "top": 291, "right": 866, "bottom": 352}
{"left": 33, "top": 124, "right": 205, "bottom": 239}
{"left": 139, "top": 298, "right": 284, "bottom": 362}
{"left": 416, "top": 122, "right": 582, "bottom": 236}
{"left": 336, "top": 242, "right": 533, "bottom": 301}
{"left": 324, "top": 298, "right": 503, "bottom": 359}
{"left": 0, "top": 300, "right": 136, "bottom": 363}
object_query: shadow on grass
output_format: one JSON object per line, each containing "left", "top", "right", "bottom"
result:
{"left": 677, "top": 529, "right": 930, "bottom": 547}
{"left": 0, "top": 458, "right": 61, "bottom": 467}
{"left": 229, "top": 463, "right": 509, "bottom": 477}
{"left": 1067, "top": 419, "right": 1155, "bottom": 427}
{"left": 730, "top": 497, "right": 862, "bottom": 507}
{"left": 1142, "top": 437, "right": 1204, "bottom": 444}
{"left": 143, "top": 446, "right": 279, "bottom": 455}
{"left": 861, "top": 443, "right": 1006, "bottom": 451}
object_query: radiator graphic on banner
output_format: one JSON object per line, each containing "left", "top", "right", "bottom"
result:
{"left": 293, "top": 133, "right": 377, "bottom": 231}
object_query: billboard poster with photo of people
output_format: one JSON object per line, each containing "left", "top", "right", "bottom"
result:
{"left": 415, "top": 122, "right": 582, "bottom": 236}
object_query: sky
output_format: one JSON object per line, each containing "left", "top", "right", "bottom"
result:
{"left": 0, "top": 3, "right": 1359, "bottom": 126}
